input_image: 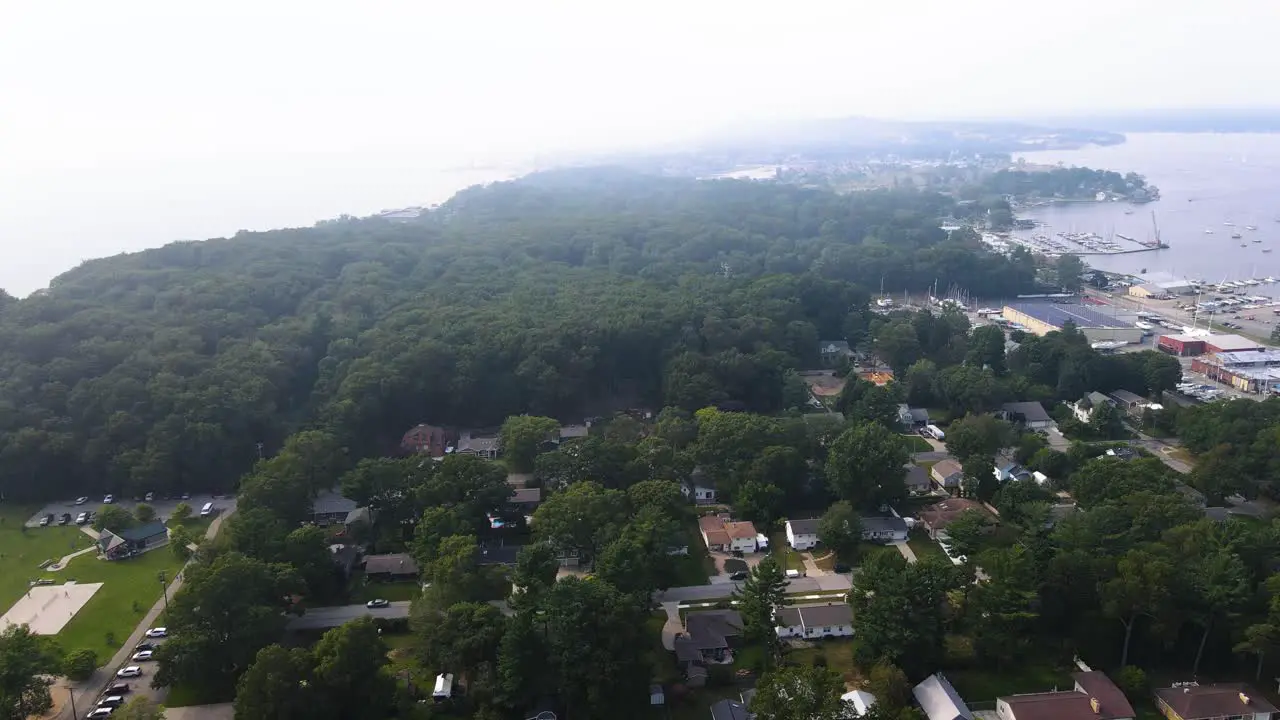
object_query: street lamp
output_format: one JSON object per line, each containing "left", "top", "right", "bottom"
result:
{"left": 157, "top": 571, "right": 169, "bottom": 611}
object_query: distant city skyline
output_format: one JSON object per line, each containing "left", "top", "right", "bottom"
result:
{"left": 3, "top": 1, "right": 1280, "bottom": 294}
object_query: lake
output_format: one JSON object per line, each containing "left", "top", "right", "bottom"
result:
{"left": 1014, "top": 133, "right": 1280, "bottom": 284}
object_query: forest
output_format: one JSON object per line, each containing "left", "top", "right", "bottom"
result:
{"left": 0, "top": 168, "right": 1042, "bottom": 502}
{"left": 978, "top": 166, "right": 1157, "bottom": 200}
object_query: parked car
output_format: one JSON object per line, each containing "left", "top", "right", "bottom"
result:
{"left": 366, "top": 599, "right": 390, "bottom": 609}
{"left": 180, "top": 492, "right": 190, "bottom": 500}
{"left": 105, "top": 682, "right": 131, "bottom": 695}
{"left": 97, "top": 696, "right": 126, "bottom": 708}
{"left": 143, "top": 492, "right": 154, "bottom": 502}
{"left": 86, "top": 708, "right": 114, "bottom": 718}
{"left": 116, "top": 666, "right": 142, "bottom": 678}
{"left": 103, "top": 495, "right": 114, "bottom": 504}
{"left": 75, "top": 496, "right": 89, "bottom": 505}
{"left": 75, "top": 512, "right": 89, "bottom": 525}
{"left": 144, "top": 627, "right": 167, "bottom": 638}
{"left": 728, "top": 571, "right": 749, "bottom": 581}
{"left": 134, "top": 642, "right": 156, "bottom": 652}
{"left": 39, "top": 514, "right": 52, "bottom": 527}
{"left": 59, "top": 513, "right": 72, "bottom": 525}
{"left": 130, "top": 650, "right": 154, "bottom": 662}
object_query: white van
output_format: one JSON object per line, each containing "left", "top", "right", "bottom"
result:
{"left": 200, "top": 502, "right": 214, "bottom": 517}
{"left": 433, "top": 673, "right": 454, "bottom": 701}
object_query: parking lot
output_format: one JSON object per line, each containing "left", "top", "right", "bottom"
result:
{"left": 25, "top": 494, "right": 229, "bottom": 528}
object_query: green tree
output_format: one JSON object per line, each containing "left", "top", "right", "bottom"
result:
{"left": 851, "top": 553, "right": 957, "bottom": 677}
{"left": 170, "top": 502, "right": 192, "bottom": 523}
{"left": 875, "top": 319, "right": 923, "bottom": 376}
{"left": 111, "top": 697, "right": 166, "bottom": 720}
{"left": 1088, "top": 402, "right": 1127, "bottom": 440}
{"left": 61, "top": 647, "right": 97, "bottom": 681}
{"left": 733, "top": 555, "right": 787, "bottom": 668}
{"left": 531, "top": 481, "right": 628, "bottom": 563}
{"left": 1054, "top": 254, "right": 1085, "bottom": 292}
{"left": 750, "top": 664, "right": 847, "bottom": 720}
{"left": 168, "top": 525, "right": 195, "bottom": 561}
{"left": 1188, "top": 550, "right": 1250, "bottom": 675}
{"left": 235, "top": 645, "right": 317, "bottom": 720}
{"left": 967, "top": 546, "right": 1039, "bottom": 668}
{"left": 134, "top": 503, "right": 156, "bottom": 523}
{"left": 283, "top": 524, "right": 344, "bottom": 602}
{"left": 865, "top": 661, "right": 912, "bottom": 710}
{"left": 939, "top": 508, "right": 988, "bottom": 559}
{"left": 423, "top": 534, "right": 480, "bottom": 608}
{"left": 509, "top": 542, "right": 559, "bottom": 610}
{"left": 1114, "top": 665, "right": 1148, "bottom": 701}
{"left": 92, "top": 504, "right": 134, "bottom": 532}
{"left": 826, "top": 422, "right": 909, "bottom": 509}
{"left": 411, "top": 505, "right": 470, "bottom": 568}
{"left": 500, "top": 415, "right": 561, "bottom": 472}
{"left": 735, "top": 480, "right": 785, "bottom": 527}
{"left": 1100, "top": 548, "right": 1174, "bottom": 668}
{"left": 838, "top": 379, "right": 903, "bottom": 428}
{"left": 417, "top": 602, "right": 506, "bottom": 678}
{"left": 311, "top": 617, "right": 393, "bottom": 720}
{"left": 945, "top": 414, "right": 1012, "bottom": 462}
{"left": 903, "top": 359, "right": 939, "bottom": 407}
{"left": 817, "top": 501, "right": 862, "bottom": 563}
{"left": 0, "top": 625, "right": 61, "bottom": 719}
{"left": 542, "top": 578, "right": 649, "bottom": 718}
{"left": 966, "top": 325, "right": 1007, "bottom": 375}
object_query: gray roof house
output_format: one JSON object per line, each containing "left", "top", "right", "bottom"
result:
{"left": 673, "top": 610, "right": 742, "bottom": 678}
{"left": 861, "top": 516, "right": 909, "bottom": 541}
{"left": 362, "top": 553, "right": 419, "bottom": 580}
{"left": 913, "top": 673, "right": 973, "bottom": 720}
{"left": 905, "top": 464, "right": 932, "bottom": 494}
{"left": 931, "top": 459, "right": 964, "bottom": 489}
{"left": 311, "top": 489, "right": 364, "bottom": 526}
{"left": 999, "top": 401, "right": 1054, "bottom": 428}
{"left": 710, "top": 696, "right": 753, "bottom": 720}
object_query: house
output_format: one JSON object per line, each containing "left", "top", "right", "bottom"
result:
{"left": 905, "top": 465, "right": 933, "bottom": 494}
{"left": 774, "top": 602, "right": 854, "bottom": 639}
{"left": 673, "top": 610, "right": 743, "bottom": 685}
{"left": 1152, "top": 682, "right": 1276, "bottom": 720}
{"left": 818, "top": 340, "right": 853, "bottom": 366}
{"left": 918, "top": 498, "right": 987, "bottom": 539}
{"left": 862, "top": 516, "right": 908, "bottom": 543}
{"left": 999, "top": 401, "right": 1054, "bottom": 430}
{"left": 98, "top": 521, "right": 169, "bottom": 560}
{"left": 993, "top": 463, "right": 1033, "bottom": 483}
{"left": 710, "top": 694, "right": 754, "bottom": 720}
{"left": 1070, "top": 392, "right": 1116, "bottom": 423}
{"left": 476, "top": 542, "right": 525, "bottom": 566}
{"left": 456, "top": 431, "right": 501, "bottom": 460}
{"left": 997, "top": 671, "right": 1135, "bottom": 720}
{"left": 400, "top": 424, "right": 452, "bottom": 457}
{"left": 311, "top": 489, "right": 363, "bottom": 526}
{"left": 898, "top": 404, "right": 931, "bottom": 429}
{"left": 511, "top": 487, "right": 542, "bottom": 509}
{"left": 362, "top": 553, "right": 419, "bottom": 582}
{"left": 930, "top": 459, "right": 964, "bottom": 491}
{"left": 329, "top": 543, "right": 362, "bottom": 578}
{"left": 691, "top": 484, "right": 717, "bottom": 505}
{"left": 699, "top": 515, "right": 759, "bottom": 553}
{"left": 1109, "top": 390, "right": 1154, "bottom": 416}
{"left": 559, "top": 423, "right": 590, "bottom": 442}
{"left": 785, "top": 518, "right": 820, "bottom": 550}
{"left": 842, "top": 690, "right": 877, "bottom": 717}
{"left": 913, "top": 673, "right": 973, "bottom": 720}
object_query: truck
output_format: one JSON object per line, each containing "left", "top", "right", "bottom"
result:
{"left": 924, "top": 424, "right": 946, "bottom": 441}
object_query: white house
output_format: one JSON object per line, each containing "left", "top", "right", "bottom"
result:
{"left": 1070, "top": 391, "right": 1115, "bottom": 423}
{"left": 913, "top": 673, "right": 973, "bottom": 720}
{"left": 774, "top": 602, "right": 853, "bottom": 639}
{"left": 699, "top": 515, "right": 759, "bottom": 554}
{"left": 785, "top": 518, "right": 820, "bottom": 550}
{"left": 861, "top": 516, "right": 908, "bottom": 543}
{"left": 841, "top": 690, "right": 877, "bottom": 717}
{"left": 692, "top": 484, "right": 717, "bottom": 504}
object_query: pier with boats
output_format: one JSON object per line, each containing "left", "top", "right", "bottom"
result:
{"left": 998, "top": 211, "right": 1169, "bottom": 257}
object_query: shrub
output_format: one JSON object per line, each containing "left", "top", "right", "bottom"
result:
{"left": 1116, "top": 665, "right": 1148, "bottom": 700}
{"left": 63, "top": 648, "right": 98, "bottom": 680}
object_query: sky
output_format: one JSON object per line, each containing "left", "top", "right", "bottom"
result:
{"left": 2, "top": 0, "right": 1280, "bottom": 295}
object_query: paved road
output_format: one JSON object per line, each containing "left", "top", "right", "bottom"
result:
{"left": 54, "top": 500, "right": 236, "bottom": 718}
{"left": 287, "top": 601, "right": 410, "bottom": 630}
{"left": 655, "top": 574, "right": 851, "bottom": 603}
{"left": 912, "top": 451, "right": 951, "bottom": 462}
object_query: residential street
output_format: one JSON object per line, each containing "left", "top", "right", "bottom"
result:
{"left": 286, "top": 601, "right": 411, "bottom": 630}
{"left": 51, "top": 500, "right": 237, "bottom": 719}
{"left": 655, "top": 574, "right": 851, "bottom": 603}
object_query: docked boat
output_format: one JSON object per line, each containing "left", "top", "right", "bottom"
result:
{"left": 1232, "top": 232, "right": 1244, "bottom": 239}
{"left": 1265, "top": 249, "right": 1274, "bottom": 253}
{"left": 1253, "top": 237, "right": 1263, "bottom": 243}
{"left": 1225, "top": 221, "right": 1236, "bottom": 226}
{"left": 1205, "top": 229, "right": 1214, "bottom": 234}
{"left": 1246, "top": 225, "right": 1258, "bottom": 231}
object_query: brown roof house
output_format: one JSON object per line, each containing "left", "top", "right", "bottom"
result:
{"left": 930, "top": 459, "right": 964, "bottom": 492}
{"left": 363, "top": 553, "right": 420, "bottom": 582}
{"left": 672, "top": 610, "right": 742, "bottom": 687}
{"left": 997, "top": 671, "right": 1135, "bottom": 720}
{"left": 918, "top": 498, "right": 988, "bottom": 539}
{"left": 699, "top": 514, "right": 759, "bottom": 554}
{"left": 1152, "top": 682, "right": 1276, "bottom": 720}
{"left": 401, "top": 424, "right": 453, "bottom": 457}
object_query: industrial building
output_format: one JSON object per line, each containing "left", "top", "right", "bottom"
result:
{"left": 1157, "top": 332, "right": 1265, "bottom": 357}
{"left": 1126, "top": 271, "right": 1196, "bottom": 298}
{"left": 1191, "top": 350, "right": 1280, "bottom": 394}
{"left": 1001, "top": 303, "right": 1145, "bottom": 344}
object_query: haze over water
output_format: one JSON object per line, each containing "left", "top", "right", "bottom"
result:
{"left": 1015, "top": 133, "right": 1280, "bottom": 284}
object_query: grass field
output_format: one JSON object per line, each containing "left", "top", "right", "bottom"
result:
{"left": 0, "top": 505, "right": 94, "bottom": 612}
{"left": 900, "top": 435, "right": 933, "bottom": 453}
{"left": 906, "top": 533, "right": 949, "bottom": 562}
{"left": 788, "top": 638, "right": 859, "bottom": 684}
{"left": 55, "top": 545, "right": 184, "bottom": 657}
{"left": 350, "top": 578, "right": 422, "bottom": 603}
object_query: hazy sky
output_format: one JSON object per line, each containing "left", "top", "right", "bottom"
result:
{"left": 2, "top": 1, "right": 1279, "bottom": 295}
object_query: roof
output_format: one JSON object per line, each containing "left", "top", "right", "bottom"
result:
{"left": 862, "top": 516, "right": 908, "bottom": 535}
{"left": 476, "top": 543, "right": 524, "bottom": 565}
{"left": 1000, "top": 671, "right": 1134, "bottom": 720}
{"left": 312, "top": 489, "right": 358, "bottom": 516}
{"left": 932, "top": 458, "right": 963, "bottom": 479}
{"left": 841, "top": 690, "right": 877, "bottom": 716}
{"left": 1153, "top": 683, "right": 1277, "bottom": 719}
{"left": 913, "top": 673, "right": 973, "bottom": 720}
{"left": 363, "top": 553, "right": 419, "bottom": 576}
{"left": 559, "top": 424, "right": 590, "bottom": 439}
{"left": 919, "top": 498, "right": 985, "bottom": 531}
{"left": 1213, "top": 349, "right": 1280, "bottom": 365}
{"left": 99, "top": 531, "right": 127, "bottom": 552}
{"left": 1001, "top": 401, "right": 1051, "bottom": 424}
{"left": 700, "top": 515, "right": 758, "bottom": 542}
{"left": 1003, "top": 302, "right": 1126, "bottom": 329}
{"left": 1109, "top": 390, "right": 1146, "bottom": 405}
{"left": 724, "top": 521, "right": 758, "bottom": 541}
{"left": 710, "top": 699, "right": 752, "bottom": 720}
{"left": 457, "top": 431, "right": 500, "bottom": 452}
{"left": 118, "top": 521, "right": 168, "bottom": 542}
{"left": 511, "top": 487, "right": 542, "bottom": 504}
{"left": 909, "top": 408, "right": 930, "bottom": 422}
{"left": 1073, "top": 671, "right": 1135, "bottom": 719}
{"left": 1083, "top": 391, "right": 1113, "bottom": 407}
{"left": 684, "top": 610, "right": 743, "bottom": 649}
{"left": 905, "top": 465, "right": 931, "bottom": 489}
{"left": 787, "top": 518, "right": 820, "bottom": 536}
{"left": 1204, "top": 333, "right": 1264, "bottom": 351}
{"left": 775, "top": 602, "right": 853, "bottom": 629}
{"left": 819, "top": 340, "right": 852, "bottom": 354}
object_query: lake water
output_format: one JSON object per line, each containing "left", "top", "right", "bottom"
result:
{"left": 1014, "top": 133, "right": 1280, "bottom": 284}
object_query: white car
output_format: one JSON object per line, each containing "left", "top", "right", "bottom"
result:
{"left": 144, "top": 627, "right": 167, "bottom": 638}
{"left": 103, "top": 495, "right": 114, "bottom": 504}
{"left": 366, "top": 599, "right": 390, "bottom": 609}
{"left": 115, "top": 666, "right": 142, "bottom": 678}
{"left": 86, "top": 708, "right": 114, "bottom": 718}
{"left": 131, "top": 650, "right": 154, "bottom": 661}
{"left": 75, "top": 496, "right": 89, "bottom": 505}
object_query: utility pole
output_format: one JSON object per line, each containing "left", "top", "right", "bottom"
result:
{"left": 157, "top": 571, "right": 169, "bottom": 611}
{"left": 68, "top": 687, "right": 77, "bottom": 720}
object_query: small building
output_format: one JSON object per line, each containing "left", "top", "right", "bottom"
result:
{"left": 913, "top": 673, "right": 973, "bottom": 720}
{"left": 362, "top": 553, "right": 420, "bottom": 582}
{"left": 476, "top": 542, "right": 525, "bottom": 566}
{"left": 558, "top": 423, "right": 590, "bottom": 442}
{"left": 918, "top": 498, "right": 987, "bottom": 540}
{"left": 511, "top": 487, "right": 542, "bottom": 509}
{"left": 931, "top": 459, "right": 964, "bottom": 492}
{"left": 456, "top": 431, "right": 501, "bottom": 460}
{"left": 994, "top": 463, "right": 1033, "bottom": 483}
{"left": 691, "top": 484, "right": 717, "bottom": 505}
{"left": 842, "top": 690, "right": 877, "bottom": 717}
{"left": 673, "top": 610, "right": 743, "bottom": 686}
{"left": 1109, "top": 390, "right": 1153, "bottom": 416}
{"left": 401, "top": 424, "right": 452, "bottom": 457}
{"left": 311, "top": 490, "right": 364, "bottom": 527}
{"left": 699, "top": 515, "right": 759, "bottom": 553}
{"left": 898, "top": 404, "right": 930, "bottom": 429}
{"left": 774, "top": 602, "right": 854, "bottom": 639}
{"left": 1159, "top": 332, "right": 1265, "bottom": 357}
{"left": 785, "top": 518, "right": 820, "bottom": 550}
{"left": 329, "top": 543, "right": 362, "bottom": 578}
{"left": 997, "top": 671, "right": 1134, "bottom": 720}
{"left": 98, "top": 521, "right": 170, "bottom": 560}
{"left": 710, "top": 696, "right": 753, "bottom": 720}
{"left": 999, "top": 401, "right": 1054, "bottom": 430}
{"left": 1152, "top": 682, "right": 1276, "bottom": 720}
{"left": 862, "top": 516, "right": 908, "bottom": 543}
{"left": 905, "top": 464, "right": 932, "bottom": 495}
{"left": 818, "top": 340, "right": 853, "bottom": 366}
{"left": 1071, "top": 391, "right": 1116, "bottom": 423}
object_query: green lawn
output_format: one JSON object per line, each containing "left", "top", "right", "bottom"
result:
{"left": 787, "top": 638, "right": 859, "bottom": 684}
{"left": 900, "top": 435, "right": 933, "bottom": 452}
{"left": 0, "top": 505, "right": 94, "bottom": 611}
{"left": 906, "top": 534, "right": 948, "bottom": 562}
{"left": 856, "top": 542, "right": 898, "bottom": 565}
{"left": 946, "top": 663, "right": 1072, "bottom": 702}
{"left": 56, "top": 546, "right": 185, "bottom": 657}
{"left": 350, "top": 577, "right": 423, "bottom": 603}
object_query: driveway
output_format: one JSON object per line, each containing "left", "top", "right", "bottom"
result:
{"left": 912, "top": 451, "right": 951, "bottom": 462}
